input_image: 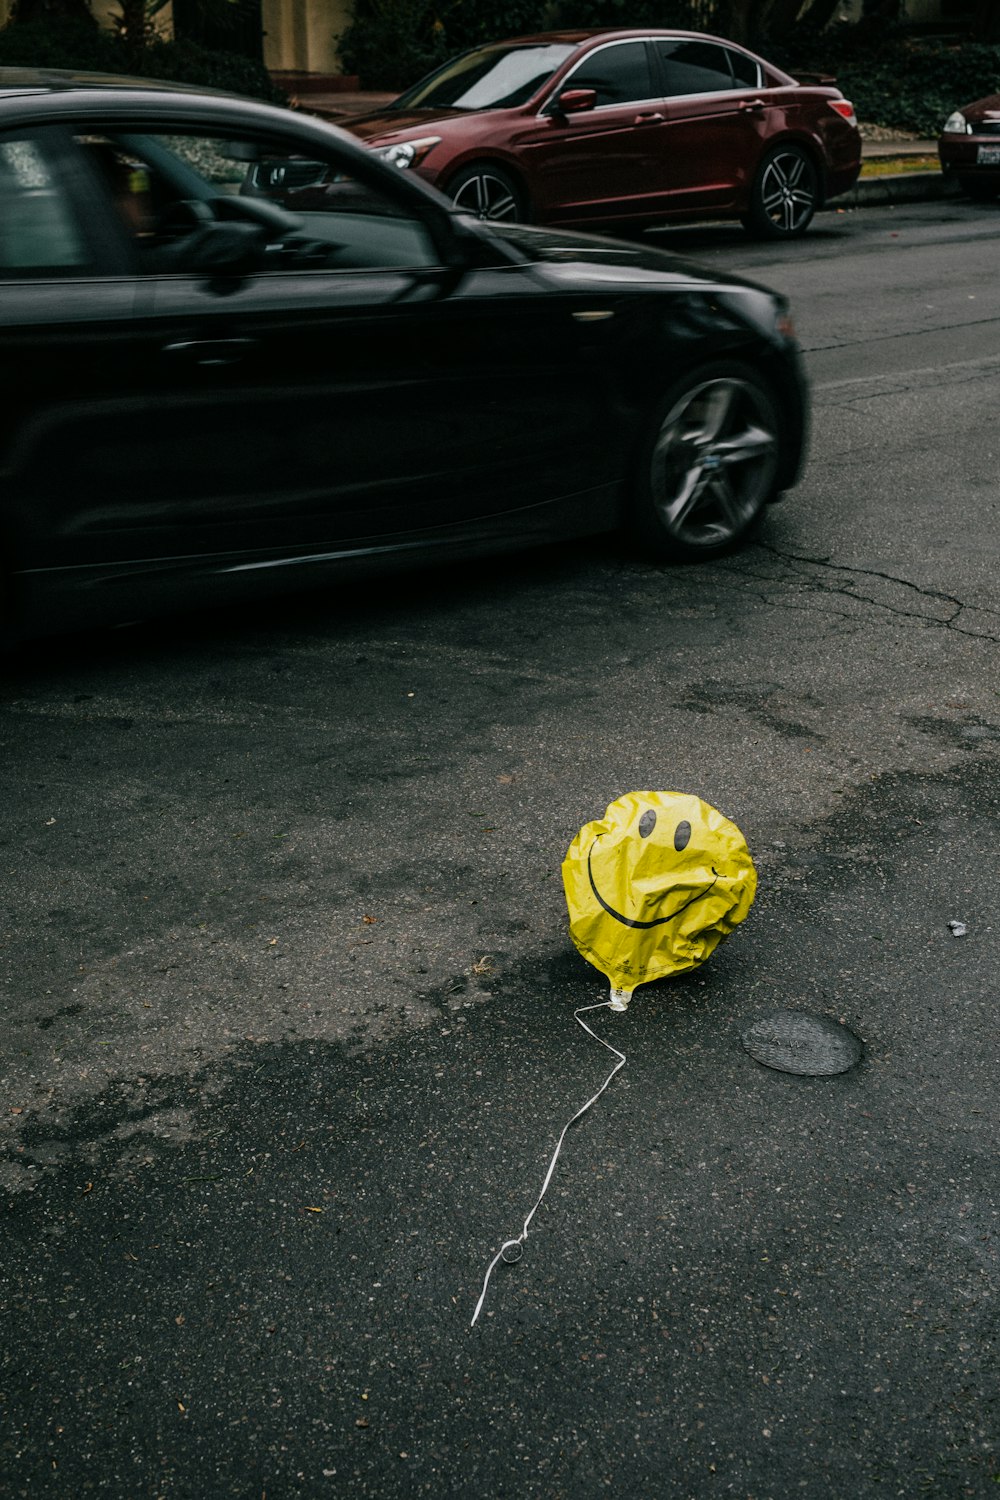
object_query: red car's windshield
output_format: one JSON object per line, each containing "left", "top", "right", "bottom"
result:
{"left": 391, "top": 42, "right": 577, "bottom": 111}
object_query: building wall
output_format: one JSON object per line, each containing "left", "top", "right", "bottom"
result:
{"left": 261, "top": 0, "right": 350, "bottom": 72}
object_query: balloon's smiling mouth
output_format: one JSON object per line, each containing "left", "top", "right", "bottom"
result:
{"left": 587, "top": 838, "right": 719, "bottom": 930}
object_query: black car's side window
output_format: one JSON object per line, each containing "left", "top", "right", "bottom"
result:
{"left": 71, "top": 128, "right": 442, "bottom": 276}
{"left": 0, "top": 135, "right": 92, "bottom": 276}
{"left": 563, "top": 42, "right": 654, "bottom": 108}
{"left": 656, "top": 40, "right": 739, "bottom": 97}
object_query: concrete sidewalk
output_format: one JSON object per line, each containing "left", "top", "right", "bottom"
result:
{"left": 295, "top": 86, "right": 951, "bottom": 207}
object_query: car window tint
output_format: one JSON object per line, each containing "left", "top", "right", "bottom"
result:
{"left": 72, "top": 129, "right": 441, "bottom": 274}
{"left": 656, "top": 40, "right": 736, "bottom": 96}
{"left": 727, "top": 48, "right": 761, "bottom": 88}
{"left": 0, "top": 136, "right": 90, "bottom": 275}
{"left": 565, "top": 42, "right": 653, "bottom": 107}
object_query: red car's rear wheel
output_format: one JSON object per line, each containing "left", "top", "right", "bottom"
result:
{"left": 742, "top": 145, "right": 819, "bottom": 239}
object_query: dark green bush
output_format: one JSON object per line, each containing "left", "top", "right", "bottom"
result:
{"left": 137, "top": 37, "right": 287, "bottom": 100}
{"left": 780, "top": 31, "right": 1000, "bottom": 135}
{"left": 0, "top": 19, "right": 286, "bottom": 102}
{"left": 0, "top": 16, "right": 112, "bottom": 70}
{"left": 337, "top": 0, "right": 552, "bottom": 92}
{"left": 550, "top": 0, "right": 708, "bottom": 28}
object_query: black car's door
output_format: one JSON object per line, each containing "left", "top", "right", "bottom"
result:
{"left": 67, "top": 120, "right": 615, "bottom": 589}
{"left": 0, "top": 123, "right": 152, "bottom": 625}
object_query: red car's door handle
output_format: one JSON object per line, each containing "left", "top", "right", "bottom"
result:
{"left": 739, "top": 99, "right": 766, "bottom": 115}
{"left": 633, "top": 111, "right": 665, "bottom": 125}
{"left": 162, "top": 338, "right": 256, "bottom": 368}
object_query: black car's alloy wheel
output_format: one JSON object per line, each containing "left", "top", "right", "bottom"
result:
{"left": 448, "top": 163, "right": 524, "bottom": 221}
{"left": 634, "top": 364, "right": 781, "bottom": 560}
{"left": 742, "top": 145, "right": 818, "bottom": 238}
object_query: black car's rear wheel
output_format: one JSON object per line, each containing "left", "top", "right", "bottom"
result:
{"left": 632, "top": 363, "right": 782, "bottom": 561}
{"left": 447, "top": 163, "right": 524, "bottom": 222}
{"left": 742, "top": 145, "right": 818, "bottom": 239}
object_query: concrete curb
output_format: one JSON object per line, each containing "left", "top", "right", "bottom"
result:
{"left": 835, "top": 170, "right": 958, "bottom": 207}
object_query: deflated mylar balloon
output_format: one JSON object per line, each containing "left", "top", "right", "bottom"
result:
{"left": 562, "top": 791, "right": 756, "bottom": 1007}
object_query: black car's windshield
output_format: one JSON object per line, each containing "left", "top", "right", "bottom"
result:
{"left": 392, "top": 42, "right": 576, "bottom": 111}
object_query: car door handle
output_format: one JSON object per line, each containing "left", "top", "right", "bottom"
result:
{"left": 633, "top": 111, "right": 665, "bottom": 125}
{"left": 739, "top": 99, "right": 766, "bottom": 115}
{"left": 162, "top": 338, "right": 256, "bottom": 368}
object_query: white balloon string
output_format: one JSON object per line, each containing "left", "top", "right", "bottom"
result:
{"left": 469, "top": 1000, "right": 626, "bottom": 1328}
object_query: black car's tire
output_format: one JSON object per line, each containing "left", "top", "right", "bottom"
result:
{"left": 741, "top": 145, "right": 819, "bottom": 239}
{"left": 957, "top": 176, "right": 999, "bottom": 202}
{"left": 631, "top": 362, "right": 783, "bottom": 562}
{"left": 446, "top": 163, "right": 525, "bottom": 222}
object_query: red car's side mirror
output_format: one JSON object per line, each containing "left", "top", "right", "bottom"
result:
{"left": 555, "top": 88, "right": 597, "bottom": 115}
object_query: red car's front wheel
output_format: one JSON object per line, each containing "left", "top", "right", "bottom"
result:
{"left": 447, "top": 163, "right": 525, "bottom": 222}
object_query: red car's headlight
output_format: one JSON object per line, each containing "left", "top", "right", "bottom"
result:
{"left": 372, "top": 137, "right": 442, "bottom": 170}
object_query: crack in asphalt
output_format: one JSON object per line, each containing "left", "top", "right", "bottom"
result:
{"left": 802, "top": 310, "right": 1000, "bottom": 358}
{"left": 744, "top": 543, "right": 1000, "bottom": 645}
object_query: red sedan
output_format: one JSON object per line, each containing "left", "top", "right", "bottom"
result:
{"left": 938, "top": 94, "right": 1000, "bottom": 201}
{"left": 342, "top": 29, "right": 861, "bottom": 239}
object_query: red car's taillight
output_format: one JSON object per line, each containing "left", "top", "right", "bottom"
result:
{"left": 830, "top": 99, "right": 857, "bottom": 125}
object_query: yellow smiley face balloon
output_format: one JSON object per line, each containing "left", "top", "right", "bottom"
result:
{"left": 562, "top": 791, "right": 756, "bottom": 1007}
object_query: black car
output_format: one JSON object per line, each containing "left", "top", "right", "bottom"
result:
{"left": 0, "top": 70, "right": 808, "bottom": 641}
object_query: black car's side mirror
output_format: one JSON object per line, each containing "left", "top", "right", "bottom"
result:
{"left": 551, "top": 88, "right": 598, "bottom": 116}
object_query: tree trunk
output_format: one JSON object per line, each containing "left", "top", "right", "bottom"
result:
{"left": 761, "top": 0, "right": 805, "bottom": 39}
{"left": 972, "top": 0, "right": 1000, "bottom": 43}
{"left": 795, "top": 0, "right": 841, "bottom": 31}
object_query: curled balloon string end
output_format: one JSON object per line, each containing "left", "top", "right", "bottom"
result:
{"left": 469, "top": 1000, "right": 626, "bottom": 1328}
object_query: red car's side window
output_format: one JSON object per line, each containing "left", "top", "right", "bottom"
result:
{"left": 561, "top": 42, "right": 654, "bottom": 108}
{"left": 656, "top": 39, "right": 741, "bottom": 97}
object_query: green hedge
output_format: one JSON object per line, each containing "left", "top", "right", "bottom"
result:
{"left": 338, "top": 0, "right": 553, "bottom": 92}
{"left": 0, "top": 20, "right": 287, "bottom": 103}
{"left": 776, "top": 29, "right": 1000, "bottom": 136}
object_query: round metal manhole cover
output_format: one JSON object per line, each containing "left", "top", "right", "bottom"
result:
{"left": 741, "top": 1010, "right": 864, "bottom": 1077}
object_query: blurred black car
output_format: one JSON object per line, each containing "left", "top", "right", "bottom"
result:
{"left": 0, "top": 70, "right": 808, "bottom": 641}
{"left": 938, "top": 94, "right": 1000, "bottom": 200}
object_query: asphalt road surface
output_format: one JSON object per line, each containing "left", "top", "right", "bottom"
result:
{"left": 3, "top": 198, "right": 999, "bottom": 1499}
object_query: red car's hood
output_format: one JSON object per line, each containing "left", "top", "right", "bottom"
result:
{"left": 338, "top": 108, "right": 473, "bottom": 143}
{"left": 964, "top": 94, "right": 1000, "bottom": 121}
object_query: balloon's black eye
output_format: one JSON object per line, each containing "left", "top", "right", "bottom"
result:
{"left": 674, "top": 820, "right": 692, "bottom": 852}
{"left": 638, "top": 809, "right": 657, "bottom": 839}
